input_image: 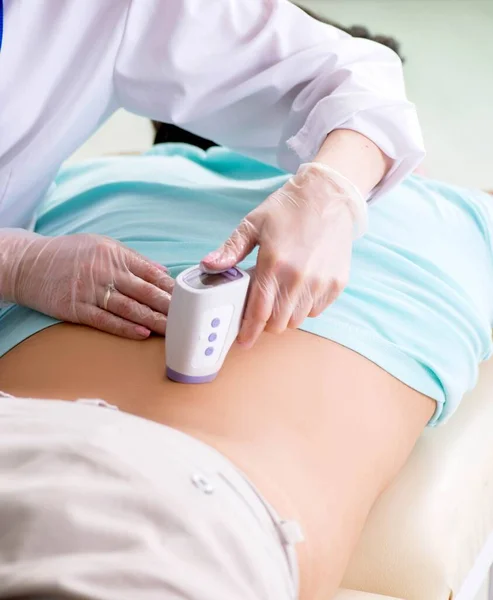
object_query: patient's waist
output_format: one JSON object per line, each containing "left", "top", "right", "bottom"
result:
{"left": 0, "top": 321, "right": 427, "bottom": 599}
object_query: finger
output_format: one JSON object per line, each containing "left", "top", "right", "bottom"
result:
{"left": 116, "top": 273, "right": 171, "bottom": 315}
{"left": 288, "top": 296, "right": 314, "bottom": 329}
{"left": 288, "top": 275, "right": 323, "bottom": 327}
{"left": 308, "top": 276, "right": 347, "bottom": 317}
{"left": 265, "top": 289, "right": 294, "bottom": 334}
{"left": 237, "top": 255, "right": 276, "bottom": 347}
{"left": 264, "top": 262, "right": 306, "bottom": 334}
{"left": 127, "top": 252, "right": 175, "bottom": 294}
{"left": 103, "top": 289, "right": 167, "bottom": 336}
{"left": 78, "top": 305, "right": 152, "bottom": 340}
{"left": 151, "top": 261, "right": 169, "bottom": 273}
{"left": 237, "top": 306, "right": 268, "bottom": 349}
{"left": 201, "top": 218, "right": 257, "bottom": 272}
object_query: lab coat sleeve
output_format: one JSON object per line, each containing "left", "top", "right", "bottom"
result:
{"left": 114, "top": 0, "right": 425, "bottom": 198}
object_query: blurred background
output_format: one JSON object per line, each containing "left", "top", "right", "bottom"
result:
{"left": 71, "top": 0, "right": 493, "bottom": 190}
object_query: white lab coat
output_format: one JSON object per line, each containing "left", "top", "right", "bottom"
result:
{"left": 0, "top": 0, "right": 424, "bottom": 230}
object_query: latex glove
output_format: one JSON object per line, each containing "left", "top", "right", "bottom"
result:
{"left": 201, "top": 162, "right": 367, "bottom": 348}
{"left": 0, "top": 231, "right": 174, "bottom": 339}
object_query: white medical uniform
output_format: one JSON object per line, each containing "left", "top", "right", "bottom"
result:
{"left": 0, "top": 0, "right": 424, "bottom": 230}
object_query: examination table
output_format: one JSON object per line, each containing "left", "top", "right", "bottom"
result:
{"left": 334, "top": 358, "right": 493, "bottom": 600}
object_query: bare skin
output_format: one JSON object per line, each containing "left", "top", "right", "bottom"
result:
{"left": 0, "top": 324, "right": 435, "bottom": 600}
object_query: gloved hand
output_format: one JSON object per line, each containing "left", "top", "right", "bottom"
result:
{"left": 0, "top": 231, "right": 174, "bottom": 339}
{"left": 201, "top": 162, "right": 367, "bottom": 348}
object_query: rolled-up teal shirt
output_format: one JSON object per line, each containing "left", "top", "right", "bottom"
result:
{"left": 1, "top": 144, "right": 492, "bottom": 425}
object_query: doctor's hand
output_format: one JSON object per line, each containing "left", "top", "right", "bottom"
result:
{"left": 201, "top": 162, "right": 362, "bottom": 348}
{"left": 0, "top": 232, "right": 173, "bottom": 339}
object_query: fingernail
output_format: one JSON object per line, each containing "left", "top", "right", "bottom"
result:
{"left": 153, "top": 262, "right": 168, "bottom": 272}
{"left": 135, "top": 326, "right": 151, "bottom": 338}
{"left": 237, "top": 338, "right": 253, "bottom": 350}
{"left": 237, "top": 330, "right": 251, "bottom": 347}
{"left": 203, "top": 250, "right": 221, "bottom": 264}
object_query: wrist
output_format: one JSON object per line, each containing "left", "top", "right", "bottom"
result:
{"left": 296, "top": 162, "right": 367, "bottom": 239}
{"left": 0, "top": 230, "right": 42, "bottom": 302}
{"left": 314, "top": 129, "right": 392, "bottom": 198}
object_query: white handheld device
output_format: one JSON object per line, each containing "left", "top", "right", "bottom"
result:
{"left": 165, "top": 265, "right": 250, "bottom": 383}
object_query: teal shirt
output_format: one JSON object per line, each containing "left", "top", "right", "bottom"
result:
{"left": 1, "top": 144, "right": 492, "bottom": 425}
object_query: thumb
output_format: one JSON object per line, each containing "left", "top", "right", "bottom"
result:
{"left": 201, "top": 218, "right": 258, "bottom": 272}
